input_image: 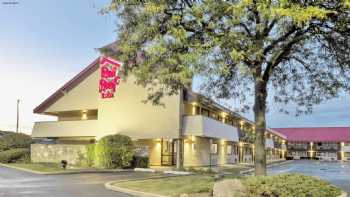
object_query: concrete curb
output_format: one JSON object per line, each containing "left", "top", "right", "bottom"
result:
{"left": 340, "top": 191, "right": 347, "bottom": 197}
{"left": 240, "top": 160, "right": 294, "bottom": 175}
{"left": 0, "top": 163, "right": 132, "bottom": 175}
{"left": 105, "top": 181, "right": 170, "bottom": 197}
{"left": 135, "top": 168, "right": 157, "bottom": 173}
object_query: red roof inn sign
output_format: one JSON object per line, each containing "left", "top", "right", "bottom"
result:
{"left": 99, "top": 56, "right": 122, "bottom": 99}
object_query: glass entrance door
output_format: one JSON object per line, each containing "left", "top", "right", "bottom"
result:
{"left": 161, "top": 139, "right": 176, "bottom": 166}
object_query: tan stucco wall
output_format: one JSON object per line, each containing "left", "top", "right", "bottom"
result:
{"left": 184, "top": 137, "right": 211, "bottom": 166}
{"left": 45, "top": 71, "right": 100, "bottom": 113}
{"left": 96, "top": 75, "right": 181, "bottom": 140}
{"left": 183, "top": 137, "right": 238, "bottom": 167}
{"left": 37, "top": 69, "right": 181, "bottom": 140}
{"left": 32, "top": 120, "right": 98, "bottom": 138}
{"left": 134, "top": 139, "right": 161, "bottom": 166}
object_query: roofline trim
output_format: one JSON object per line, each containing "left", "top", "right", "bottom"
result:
{"left": 33, "top": 58, "right": 100, "bottom": 114}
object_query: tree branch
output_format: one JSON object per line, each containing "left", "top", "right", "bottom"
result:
{"left": 263, "top": 31, "right": 306, "bottom": 83}
{"left": 263, "top": 25, "right": 298, "bottom": 56}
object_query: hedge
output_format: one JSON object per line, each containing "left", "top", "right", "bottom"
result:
{"left": 85, "top": 144, "right": 96, "bottom": 167}
{"left": 0, "top": 148, "right": 30, "bottom": 163}
{"left": 131, "top": 155, "right": 149, "bottom": 168}
{"left": 95, "top": 134, "right": 134, "bottom": 169}
{"left": 241, "top": 173, "right": 341, "bottom": 197}
{"left": 0, "top": 133, "right": 32, "bottom": 151}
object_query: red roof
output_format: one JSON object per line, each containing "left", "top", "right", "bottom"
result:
{"left": 33, "top": 58, "right": 100, "bottom": 114}
{"left": 273, "top": 127, "right": 350, "bottom": 142}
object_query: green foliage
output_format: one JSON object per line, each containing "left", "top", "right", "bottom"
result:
{"left": 131, "top": 155, "right": 149, "bottom": 168}
{"left": 0, "top": 148, "right": 30, "bottom": 163}
{"left": 103, "top": 0, "right": 350, "bottom": 175}
{"left": 86, "top": 144, "right": 96, "bottom": 167}
{"left": 241, "top": 173, "right": 341, "bottom": 197}
{"left": 95, "top": 134, "right": 134, "bottom": 169}
{"left": 0, "top": 133, "right": 32, "bottom": 151}
{"left": 103, "top": 0, "right": 350, "bottom": 114}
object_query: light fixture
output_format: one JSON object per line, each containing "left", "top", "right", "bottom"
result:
{"left": 82, "top": 111, "right": 87, "bottom": 120}
{"left": 189, "top": 135, "right": 195, "bottom": 142}
{"left": 221, "top": 139, "right": 225, "bottom": 145}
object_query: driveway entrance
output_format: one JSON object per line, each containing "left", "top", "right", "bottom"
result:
{"left": 0, "top": 166, "right": 169, "bottom": 197}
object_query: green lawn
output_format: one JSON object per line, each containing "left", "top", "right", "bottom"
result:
{"left": 8, "top": 163, "right": 76, "bottom": 173}
{"left": 114, "top": 175, "right": 215, "bottom": 197}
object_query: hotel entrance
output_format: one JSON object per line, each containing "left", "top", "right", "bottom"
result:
{"left": 161, "top": 139, "right": 176, "bottom": 166}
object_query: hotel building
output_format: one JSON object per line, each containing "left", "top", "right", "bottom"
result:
{"left": 31, "top": 57, "right": 286, "bottom": 167}
{"left": 274, "top": 127, "right": 350, "bottom": 161}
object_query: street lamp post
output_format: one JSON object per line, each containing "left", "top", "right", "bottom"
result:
{"left": 16, "top": 99, "right": 20, "bottom": 133}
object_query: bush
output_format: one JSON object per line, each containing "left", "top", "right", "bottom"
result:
{"left": 0, "top": 133, "right": 32, "bottom": 151}
{"left": 241, "top": 173, "right": 341, "bottom": 197}
{"left": 86, "top": 144, "right": 96, "bottom": 167}
{"left": 95, "top": 134, "right": 134, "bottom": 169}
{"left": 131, "top": 156, "right": 149, "bottom": 168}
{"left": 0, "top": 148, "right": 30, "bottom": 163}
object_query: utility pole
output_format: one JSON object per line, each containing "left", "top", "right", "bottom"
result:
{"left": 16, "top": 99, "right": 20, "bottom": 133}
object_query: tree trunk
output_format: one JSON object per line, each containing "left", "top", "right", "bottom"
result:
{"left": 176, "top": 138, "right": 184, "bottom": 169}
{"left": 176, "top": 89, "right": 184, "bottom": 169}
{"left": 254, "top": 79, "right": 267, "bottom": 176}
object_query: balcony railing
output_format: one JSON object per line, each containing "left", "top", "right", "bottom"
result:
{"left": 342, "top": 146, "right": 350, "bottom": 152}
{"left": 265, "top": 138, "right": 274, "bottom": 149}
{"left": 32, "top": 120, "right": 98, "bottom": 138}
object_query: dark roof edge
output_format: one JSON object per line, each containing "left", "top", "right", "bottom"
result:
{"left": 33, "top": 58, "right": 100, "bottom": 114}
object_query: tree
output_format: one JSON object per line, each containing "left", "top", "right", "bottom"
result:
{"left": 102, "top": 0, "right": 350, "bottom": 175}
{"left": 95, "top": 134, "right": 134, "bottom": 169}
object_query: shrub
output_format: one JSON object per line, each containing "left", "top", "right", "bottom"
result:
{"left": 95, "top": 134, "right": 134, "bottom": 169}
{"left": 0, "top": 133, "right": 32, "bottom": 151}
{"left": 131, "top": 155, "right": 149, "bottom": 168}
{"left": 241, "top": 173, "right": 341, "bottom": 197}
{"left": 0, "top": 148, "right": 30, "bottom": 163}
{"left": 86, "top": 144, "right": 96, "bottom": 167}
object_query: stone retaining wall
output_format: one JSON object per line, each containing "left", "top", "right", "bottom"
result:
{"left": 31, "top": 144, "right": 88, "bottom": 166}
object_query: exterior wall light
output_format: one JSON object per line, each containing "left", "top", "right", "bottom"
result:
{"left": 221, "top": 139, "right": 225, "bottom": 146}
{"left": 191, "top": 135, "right": 195, "bottom": 142}
{"left": 82, "top": 111, "right": 88, "bottom": 120}
{"left": 221, "top": 112, "right": 227, "bottom": 123}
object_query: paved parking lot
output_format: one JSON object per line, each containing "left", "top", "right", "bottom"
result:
{"left": 0, "top": 166, "right": 167, "bottom": 197}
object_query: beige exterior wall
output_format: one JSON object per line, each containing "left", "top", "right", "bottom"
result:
{"left": 96, "top": 75, "right": 181, "bottom": 140}
{"left": 183, "top": 115, "right": 239, "bottom": 141}
{"left": 32, "top": 120, "right": 98, "bottom": 138}
{"left": 134, "top": 139, "right": 162, "bottom": 166}
{"left": 184, "top": 137, "right": 211, "bottom": 166}
{"left": 34, "top": 70, "right": 182, "bottom": 140}
{"left": 45, "top": 70, "right": 100, "bottom": 113}
{"left": 183, "top": 136, "right": 238, "bottom": 167}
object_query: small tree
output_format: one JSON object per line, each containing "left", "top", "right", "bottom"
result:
{"left": 0, "top": 133, "right": 32, "bottom": 151}
{"left": 95, "top": 134, "right": 134, "bottom": 169}
{"left": 103, "top": 1, "right": 350, "bottom": 175}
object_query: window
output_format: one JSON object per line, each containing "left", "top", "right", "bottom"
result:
{"left": 227, "top": 145, "right": 232, "bottom": 155}
{"left": 201, "top": 108, "right": 210, "bottom": 117}
{"left": 210, "top": 112, "right": 219, "bottom": 120}
{"left": 211, "top": 143, "right": 218, "bottom": 154}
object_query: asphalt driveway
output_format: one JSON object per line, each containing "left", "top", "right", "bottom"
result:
{"left": 0, "top": 166, "right": 168, "bottom": 197}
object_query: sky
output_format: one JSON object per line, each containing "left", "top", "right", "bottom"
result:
{"left": 0, "top": 1, "right": 349, "bottom": 135}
